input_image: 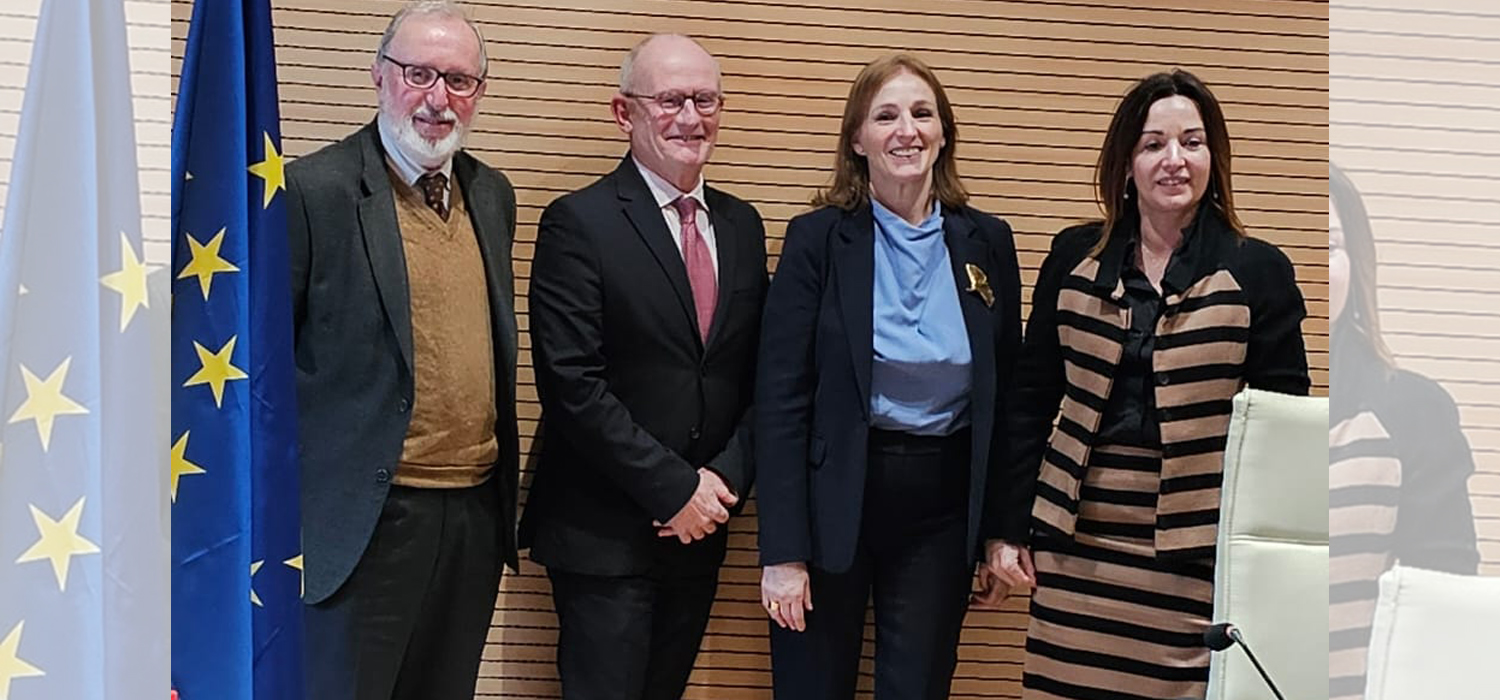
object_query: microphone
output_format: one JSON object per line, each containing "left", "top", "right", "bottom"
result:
{"left": 1204, "top": 622, "right": 1286, "bottom": 700}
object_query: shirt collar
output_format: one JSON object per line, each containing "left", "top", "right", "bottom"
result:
{"left": 632, "top": 156, "right": 707, "bottom": 214}
{"left": 378, "top": 117, "right": 454, "bottom": 187}
{"left": 1094, "top": 200, "right": 1237, "bottom": 298}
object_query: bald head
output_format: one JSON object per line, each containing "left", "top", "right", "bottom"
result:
{"left": 619, "top": 34, "right": 721, "bottom": 94}
{"left": 611, "top": 34, "right": 723, "bottom": 192}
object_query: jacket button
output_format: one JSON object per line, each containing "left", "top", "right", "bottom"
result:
{"left": 375, "top": 468, "right": 391, "bottom": 484}
{"left": 1156, "top": 373, "right": 1170, "bottom": 386}
{"left": 397, "top": 398, "right": 410, "bottom": 413}
{"left": 690, "top": 427, "right": 702, "bottom": 440}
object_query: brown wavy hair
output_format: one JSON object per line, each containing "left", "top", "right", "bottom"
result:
{"left": 813, "top": 54, "right": 968, "bottom": 211}
{"left": 1092, "top": 69, "right": 1243, "bottom": 255}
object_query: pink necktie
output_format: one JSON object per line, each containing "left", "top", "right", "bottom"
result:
{"left": 671, "top": 196, "right": 717, "bottom": 343}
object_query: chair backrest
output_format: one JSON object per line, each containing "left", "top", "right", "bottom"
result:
{"left": 1364, "top": 565, "right": 1500, "bottom": 699}
{"left": 1206, "top": 388, "right": 1330, "bottom": 700}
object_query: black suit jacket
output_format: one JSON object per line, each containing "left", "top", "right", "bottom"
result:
{"left": 755, "top": 204, "right": 1022, "bottom": 573}
{"left": 285, "top": 122, "right": 520, "bottom": 604}
{"left": 520, "top": 155, "right": 768, "bottom": 576}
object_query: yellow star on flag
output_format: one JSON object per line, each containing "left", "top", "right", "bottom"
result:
{"left": 177, "top": 227, "right": 239, "bottom": 300}
{"left": 170, "top": 431, "right": 206, "bottom": 503}
{"left": 250, "top": 560, "right": 265, "bottom": 607}
{"left": 247, "top": 132, "right": 285, "bottom": 209}
{"left": 100, "top": 231, "right": 149, "bottom": 332}
{"left": 8, "top": 357, "right": 88, "bottom": 451}
{"left": 284, "top": 554, "right": 304, "bottom": 598}
{"left": 15, "top": 497, "right": 100, "bottom": 591}
{"left": 183, "top": 336, "right": 248, "bottom": 408}
{"left": 0, "top": 621, "right": 43, "bottom": 699}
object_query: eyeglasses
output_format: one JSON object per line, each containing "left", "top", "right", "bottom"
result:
{"left": 380, "top": 55, "right": 485, "bottom": 97}
{"left": 621, "top": 90, "right": 724, "bottom": 116}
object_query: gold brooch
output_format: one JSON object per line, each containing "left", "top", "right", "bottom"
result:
{"left": 965, "top": 263, "right": 993, "bottom": 307}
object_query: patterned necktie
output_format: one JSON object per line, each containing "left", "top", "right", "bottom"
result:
{"left": 416, "top": 172, "right": 449, "bottom": 221}
{"left": 671, "top": 196, "right": 717, "bottom": 344}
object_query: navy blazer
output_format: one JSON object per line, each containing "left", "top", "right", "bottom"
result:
{"left": 755, "top": 203, "right": 1022, "bottom": 573}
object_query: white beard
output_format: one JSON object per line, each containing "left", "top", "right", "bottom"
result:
{"left": 378, "top": 104, "right": 466, "bottom": 170}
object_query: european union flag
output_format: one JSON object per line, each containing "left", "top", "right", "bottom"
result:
{"left": 0, "top": 0, "right": 166, "bottom": 698}
{"left": 170, "top": 0, "right": 302, "bottom": 697}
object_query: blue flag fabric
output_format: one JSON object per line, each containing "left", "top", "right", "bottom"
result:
{"left": 0, "top": 0, "right": 165, "bottom": 698}
{"left": 170, "top": 0, "right": 303, "bottom": 697}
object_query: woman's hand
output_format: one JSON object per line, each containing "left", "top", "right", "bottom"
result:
{"left": 761, "top": 562, "right": 814, "bottom": 631}
{"left": 971, "top": 539, "right": 1035, "bottom": 608}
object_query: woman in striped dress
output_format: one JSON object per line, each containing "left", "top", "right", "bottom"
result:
{"left": 979, "top": 70, "right": 1311, "bottom": 700}
{"left": 1327, "top": 162, "right": 1479, "bottom": 700}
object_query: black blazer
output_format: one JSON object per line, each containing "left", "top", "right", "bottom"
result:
{"left": 285, "top": 122, "right": 520, "bottom": 605}
{"left": 520, "top": 155, "right": 769, "bottom": 576}
{"left": 755, "top": 203, "right": 1022, "bottom": 573}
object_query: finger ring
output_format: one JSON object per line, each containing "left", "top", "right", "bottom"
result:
{"left": 770, "top": 601, "right": 780, "bottom": 611}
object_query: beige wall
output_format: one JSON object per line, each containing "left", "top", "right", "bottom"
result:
{"left": 171, "top": 0, "right": 1329, "bottom": 697}
{"left": 1332, "top": 0, "right": 1500, "bottom": 577}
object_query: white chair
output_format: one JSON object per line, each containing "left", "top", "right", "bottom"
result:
{"left": 1363, "top": 565, "right": 1500, "bottom": 699}
{"left": 1206, "top": 388, "right": 1329, "bottom": 700}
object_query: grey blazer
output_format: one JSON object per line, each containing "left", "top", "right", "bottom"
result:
{"left": 284, "top": 121, "right": 520, "bottom": 604}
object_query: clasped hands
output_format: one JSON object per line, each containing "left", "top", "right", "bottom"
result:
{"left": 653, "top": 467, "right": 738, "bottom": 544}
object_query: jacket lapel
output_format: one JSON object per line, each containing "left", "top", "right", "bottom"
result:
{"left": 703, "top": 188, "right": 737, "bottom": 349}
{"left": 354, "top": 123, "right": 414, "bottom": 373}
{"left": 832, "top": 206, "right": 875, "bottom": 418}
{"left": 944, "top": 208, "right": 995, "bottom": 447}
{"left": 615, "top": 157, "right": 703, "bottom": 348}
{"left": 454, "top": 153, "right": 518, "bottom": 375}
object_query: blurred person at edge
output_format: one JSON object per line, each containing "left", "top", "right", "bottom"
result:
{"left": 284, "top": 2, "right": 521, "bottom": 699}
{"left": 520, "top": 33, "right": 769, "bottom": 700}
{"left": 997, "top": 69, "right": 1311, "bottom": 699}
{"left": 1327, "top": 161, "right": 1479, "bottom": 700}
{"left": 755, "top": 53, "right": 1023, "bottom": 700}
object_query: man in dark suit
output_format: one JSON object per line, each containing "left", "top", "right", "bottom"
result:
{"left": 521, "top": 33, "right": 768, "bottom": 700}
{"left": 283, "top": 3, "right": 518, "bottom": 699}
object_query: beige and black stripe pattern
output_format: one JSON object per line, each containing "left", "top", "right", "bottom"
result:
{"left": 1025, "top": 445, "right": 1215, "bottom": 700}
{"left": 1329, "top": 411, "right": 1401, "bottom": 700}
{"left": 1033, "top": 258, "right": 1251, "bottom": 560}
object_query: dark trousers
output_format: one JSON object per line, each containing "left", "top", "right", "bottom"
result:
{"left": 770, "top": 428, "right": 974, "bottom": 700}
{"left": 305, "top": 483, "right": 503, "bottom": 700}
{"left": 548, "top": 567, "right": 721, "bottom": 700}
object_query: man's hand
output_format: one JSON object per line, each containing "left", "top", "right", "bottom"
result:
{"left": 654, "top": 468, "right": 737, "bottom": 544}
{"left": 761, "top": 562, "right": 813, "bottom": 631}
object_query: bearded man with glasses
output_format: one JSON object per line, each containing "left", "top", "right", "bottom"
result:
{"left": 284, "top": 2, "right": 520, "bottom": 699}
{"left": 520, "top": 33, "right": 769, "bottom": 700}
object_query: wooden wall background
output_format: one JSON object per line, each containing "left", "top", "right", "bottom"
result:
{"left": 1331, "top": 0, "right": 1500, "bottom": 578}
{"left": 168, "top": 1, "right": 1331, "bottom": 697}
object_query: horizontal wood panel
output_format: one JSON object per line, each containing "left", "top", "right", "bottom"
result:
{"left": 1331, "top": 0, "right": 1500, "bottom": 588}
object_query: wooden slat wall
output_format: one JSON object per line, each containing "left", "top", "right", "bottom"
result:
{"left": 1332, "top": 0, "right": 1500, "bottom": 578}
{"left": 172, "top": 1, "right": 1328, "bottom": 697}
{"left": 0, "top": 0, "right": 170, "bottom": 266}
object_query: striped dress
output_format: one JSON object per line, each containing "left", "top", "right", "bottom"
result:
{"left": 1327, "top": 360, "right": 1479, "bottom": 700}
{"left": 1000, "top": 210, "right": 1311, "bottom": 700}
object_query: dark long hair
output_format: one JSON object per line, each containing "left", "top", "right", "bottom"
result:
{"left": 814, "top": 54, "right": 968, "bottom": 211}
{"left": 1330, "top": 161, "right": 1396, "bottom": 372}
{"left": 1092, "top": 69, "right": 1243, "bottom": 255}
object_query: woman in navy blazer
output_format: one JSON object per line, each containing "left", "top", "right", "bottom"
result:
{"left": 755, "top": 54, "right": 1024, "bottom": 699}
